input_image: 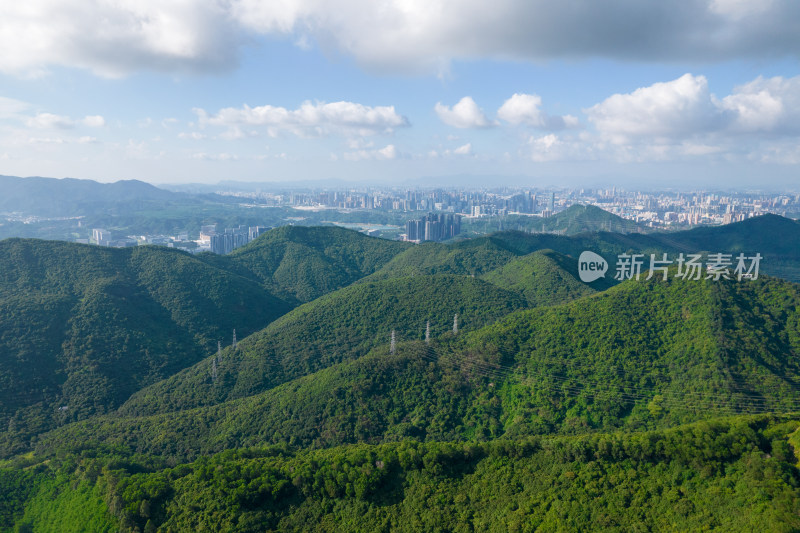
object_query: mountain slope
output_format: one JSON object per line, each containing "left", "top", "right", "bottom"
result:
{"left": 0, "top": 175, "right": 182, "bottom": 216}
{"left": 0, "top": 239, "right": 291, "bottom": 456}
{"left": 118, "top": 274, "right": 528, "bottom": 417}
{"left": 218, "top": 225, "right": 410, "bottom": 303}
{"left": 531, "top": 204, "right": 641, "bottom": 234}
{"left": 13, "top": 416, "right": 800, "bottom": 532}
{"left": 40, "top": 275, "right": 800, "bottom": 461}
{"left": 481, "top": 249, "right": 606, "bottom": 306}
{"left": 363, "top": 235, "right": 525, "bottom": 280}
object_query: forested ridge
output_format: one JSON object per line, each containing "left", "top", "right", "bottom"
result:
{"left": 29, "top": 274, "right": 800, "bottom": 466}
{"left": 0, "top": 239, "right": 291, "bottom": 456}
{"left": 2, "top": 216, "right": 800, "bottom": 531}
{"left": 4, "top": 416, "right": 800, "bottom": 532}
{"left": 118, "top": 274, "right": 527, "bottom": 416}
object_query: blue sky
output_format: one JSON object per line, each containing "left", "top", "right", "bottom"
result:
{"left": 1, "top": 0, "right": 799, "bottom": 188}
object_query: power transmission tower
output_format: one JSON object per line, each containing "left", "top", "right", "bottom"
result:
{"left": 217, "top": 341, "right": 222, "bottom": 364}
{"left": 425, "top": 321, "right": 430, "bottom": 345}
{"left": 211, "top": 357, "right": 218, "bottom": 382}
{"left": 390, "top": 329, "right": 396, "bottom": 355}
{"left": 232, "top": 329, "right": 237, "bottom": 349}
{"left": 453, "top": 314, "right": 458, "bottom": 335}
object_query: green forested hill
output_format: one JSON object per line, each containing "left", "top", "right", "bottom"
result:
{"left": 364, "top": 235, "right": 523, "bottom": 280}
{"left": 481, "top": 249, "right": 606, "bottom": 305}
{"left": 8, "top": 416, "right": 800, "bottom": 532}
{"left": 118, "top": 274, "right": 528, "bottom": 417}
{"left": 367, "top": 214, "right": 800, "bottom": 285}
{"left": 488, "top": 213, "right": 800, "bottom": 282}
{"left": 5, "top": 219, "right": 800, "bottom": 531}
{"left": 218, "top": 225, "right": 410, "bottom": 303}
{"left": 528, "top": 204, "right": 641, "bottom": 234}
{"left": 0, "top": 239, "right": 292, "bottom": 456}
{"left": 37, "top": 274, "right": 800, "bottom": 463}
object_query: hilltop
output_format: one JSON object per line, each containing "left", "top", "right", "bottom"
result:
{"left": 527, "top": 204, "right": 641, "bottom": 234}
{"left": 0, "top": 175, "right": 184, "bottom": 216}
{"left": 118, "top": 274, "right": 528, "bottom": 416}
{"left": 481, "top": 249, "right": 608, "bottom": 305}
{"left": 218, "top": 225, "right": 410, "bottom": 303}
{"left": 0, "top": 239, "right": 292, "bottom": 456}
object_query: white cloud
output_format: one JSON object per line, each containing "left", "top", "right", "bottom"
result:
{"left": 17, "top": 111, "right": 106, "bottom": 130}
{"left": 498, "top": 93, "right": 545, "bottom": 126}
{"left": 719, "top": 76, "right": 800, "bottom": 134}
{"left": 178, "top": 131, "right": 207, "bottom": 140}
{"left": 453, "top": 142, "right": 472, "bottom": 155}
{"left": 343, "top": 143, "right": 398, "bottom": 161}
{"left": 435, "top": 97, "right": 495, "bottom": 129}
{"left": 26, "top": 136, "right": 66, "bottom": 144}
{"left": 586, "top": 74, "right": 723, "bottom": 142}
{"left": 82, "top": 115, "right": 105, "bottom": 127}
{"left": 197, "top": 100, "right": 408, "bottom": 138}
{"left": 586, "top": 73, "right": 800, "bottom": 147}
{"left": 0, "top": 1, "right": 238, "bottom": 77}
{"left": 525, "top": 134, "right": 575, "bottom": 162}
{"left": 26, "top": 112, "right": 74, "bottom": 129}
{"left": 3, "top": 1, "right": 799, "bottom": 77}
{"left": 497, "top": 93, "right": 579, "bottom": 129}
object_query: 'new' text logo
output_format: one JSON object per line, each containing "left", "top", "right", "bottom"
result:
{"left": 578, "top": 251, "right": 608, "bottom": 282}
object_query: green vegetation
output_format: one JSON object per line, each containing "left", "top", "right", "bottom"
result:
{"left": 459, "top": 204, "right": 642, "bottom": 237}
{"left": 3, "top": 217, "right": 800, "bottom": 530}
{"left": 481, "top": 249, "right": 609, "bottom": 305}
{"left": 222, "top": 225, "right": 409, "bottom": 303}
{"left": 0, "top": 239, "right": 291, "bottom": 456}
{"left": 31, "top": 275, "right": 800, "bottom": 465}
{"left": 365, "top": 235, "right": 522, "bottom": 280}
{"left": 6, "top": 416, "right": 800, "bottom": 532}
{"left": 118, "top": 274, "right": 527, "bottom": 416}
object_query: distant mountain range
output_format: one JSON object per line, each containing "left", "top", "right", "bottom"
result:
{"left": 0, "top": 175, "right": 190, "bottom": 216}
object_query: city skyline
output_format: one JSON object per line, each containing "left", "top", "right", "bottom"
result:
{"left": 1, "top": 2, "right": 799, "bottom": 187}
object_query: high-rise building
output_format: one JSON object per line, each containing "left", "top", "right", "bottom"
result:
{"left": 405, "top": 213, "right": 461, "bottom": 242}
{"left": 248, "top": 226, "right": 268, "bottom": 241}
{"left": 91, "top": 228, "right": 110, "bottom": 246}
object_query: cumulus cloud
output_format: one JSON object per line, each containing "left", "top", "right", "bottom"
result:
{"left": 2, "top": 1, "right": 799, "bottom": 77}
{"left": 0, "top": 1, "right": 238, "bottom": 77}
{"left": 497, "top": 93, "right": 578, "bottom": 129}
{"left": 435, "top": 97, "right": 495, "bottom": 129}
{"left": 586, "top": 74, "right": 726, "bottom": 142}
{"left": 586, "top": 73, "right": 800, "bottom": 144}
{"left": 719, "top": 76, "right": 800, "bottom": 134}
{"left": 196, "top": 100, "right": 408, "bottom": 138}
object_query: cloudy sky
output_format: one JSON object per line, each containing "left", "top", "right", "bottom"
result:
{"left": 0, "top": 0, "right": 799, "bottom": 187}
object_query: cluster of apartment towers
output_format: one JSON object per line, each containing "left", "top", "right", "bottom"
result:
{"left": 404, "top": 213, "right": 461, "bottom": 243}
{"left": 200, "top": 224, "right": 270, "bottom": 255}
